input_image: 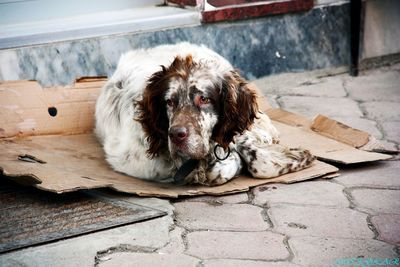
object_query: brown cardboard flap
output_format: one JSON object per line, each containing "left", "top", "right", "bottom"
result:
{"left": 0, "top": 79, "right": 106, "bottom": 138}
{"left": 0, "top": 134, "right": 338, "bottom": 197}
{"left": 266, "top": 108, "right": 311, "bottom": 128}
{"left": 274, "top": 121, "right": 392, "bottom": 164}
{"left": 311, "top": 115, "right": 370, "bottom": 148}
{"left": 266, "top": 108, "right": 393, "bottom": 162}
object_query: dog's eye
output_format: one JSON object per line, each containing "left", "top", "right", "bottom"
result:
{"left": 199, "top": 96, "right": 210, "bottom": 105}
{"left": 166, "top": 99, "right": 174, "bottom": 107}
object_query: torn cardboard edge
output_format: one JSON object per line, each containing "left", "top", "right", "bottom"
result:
{"left": 267, "top": 109, "right": 396, "bottom": 158}
{"left": 0, "top": 79, "right": 395, "bottom": 198}
{"left": 310, "top": 114, "right": 397, "bottom": 154}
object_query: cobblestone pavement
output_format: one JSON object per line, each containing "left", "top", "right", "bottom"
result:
{"left": 1, "top": 64, "right": 399, "bottom": 267}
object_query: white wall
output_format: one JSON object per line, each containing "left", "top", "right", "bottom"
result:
{"left": 362, "top": 0, "right": 400, "bottom": 58}
{"left": 0, "top": 0, "right": 163, "bottom": 25}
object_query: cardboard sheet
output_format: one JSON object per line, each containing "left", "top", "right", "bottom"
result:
{"left": 0, "top": 134, "right": 338, "bottom": 197}
{"left": 0, "top": 78, "right": 106, "bottom": 138}
{"left": 310, "top": 115, "right": 370, "bottom": 148}
{"left": 267, "top": 109, "right": 393, "bottom": 164}
{"left": 0, "top": 80, "right": 394, "bottom": 198}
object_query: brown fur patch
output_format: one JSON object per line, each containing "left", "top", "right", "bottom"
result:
{"left": 135, "top": 55, "right": 197, "bottom": 158}
{"left": 212, "top": 70, "right": 259, "bottom": 149}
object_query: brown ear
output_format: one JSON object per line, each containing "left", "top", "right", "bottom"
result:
{"left": 135, "top": 55, "right": 197, "bottom": 158}
{"left": 212, "top": 71, "right": 259, "bottom": 148}
{"left": 135, "top": 67, "right": 170, "bottom": 158}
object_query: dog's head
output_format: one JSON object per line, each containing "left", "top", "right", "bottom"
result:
{"left": 136, "top": 55, "right": 258, "bottom": 161}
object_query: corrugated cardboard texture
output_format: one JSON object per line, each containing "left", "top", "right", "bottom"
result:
{"left": 0, "top": 80, "right": 393, "bottom": 197}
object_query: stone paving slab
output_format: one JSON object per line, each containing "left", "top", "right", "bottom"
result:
{"left": 334, "top": 161, "right": 400, "bottom": 189}
{"left": 349, "top": 188, "right": 400, "bottom": 214}
{"left": 0, "top": 216, "right": 173, "bottom": 267}
{"left": 345, "top": 71, "right": 400, "bottom": 102}
{"left": 101, "top": 191, "right": 176, "bottom": 215}
{"left": 254, "top": 67, "right": 347, "bottom": 96}
{"left": 381, "top": 121, "right": 400, "bottom": 143}
{"left": 268, "top": 205, "right": 374, "bottom": 239}
{"left": 289, "top": 236, "right": 398, "bottom": 267}
{"left": 98, "top": 252, "right": 199, "bottom": 267}
{"left": 158, "top": 227, "right": 186, "bottom": 254}
{"left": 256, "top": 76, "right": 347, "bottom": 97}
{"left": 361, "top": 101, "right": 400, "bottom": 122}
{"left": 370, "top": 214, "right": 400, "bottom": 245}
{"left": 186, "top": 231, "right": 289, "bottom": 260}
{"left": 203, "top": 259, "right": 300, "bottom": 267}
{"left": 253, "top": 181, "right": 348, "bottom": 208}
{"left": 279, "top": 96, "right": 363, "bottom": 118}
{"left": 174, "top": 202, "right": 268, "bottom": 231}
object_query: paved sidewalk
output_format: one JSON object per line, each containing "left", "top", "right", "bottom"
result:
{"left": 1, "top": 64, "right": 399, "bottom": 267}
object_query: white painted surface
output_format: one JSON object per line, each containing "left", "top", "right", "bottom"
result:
{"left": 0, "top": 0, "right": 163, "bottom": 25}
{"left": 0, "top": 6, "right": 200, "bottom": 49}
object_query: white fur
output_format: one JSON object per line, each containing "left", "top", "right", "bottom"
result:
{"left": 95, "top": 42, "right": 314, "bottom": 185}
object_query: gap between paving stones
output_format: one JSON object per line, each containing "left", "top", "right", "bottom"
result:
{"left": 366, "top": 215, "right": 380, "bottom": 240}
{"left": 171, "top": 200, "right": 297, "bottom": 264}
{"left": 346, "top": 187, "right": 400, "bottom": 214}
{"left": 94, "top": 224, "right": 203, "bottom": 265}
{"left": 341, "top": 186, "right": 400, "bottom": 247}
{"left": 267, "top": 204, "right": 375, "bottom": 239}
{"left": 178, "top": 221, "right": 299, "bottom": 263}
{"left": 250, "top": 180, "right": 399, "bottom": 259}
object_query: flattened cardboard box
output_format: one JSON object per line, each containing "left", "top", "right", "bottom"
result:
{"left": 0, "top": 79, "right": 393, "bottom": 198}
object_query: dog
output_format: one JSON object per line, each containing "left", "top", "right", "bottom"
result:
{"left": 95, "top": 42, "right": 315, "bottom": 185}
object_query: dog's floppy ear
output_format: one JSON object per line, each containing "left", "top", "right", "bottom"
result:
{"left": 135, "top": 66, "right": 170, "bottom": 158}
{"left": 212, "top": 70, "right": 259, "bottom": 148}
{"left": 135, "top": 55, "right": 195, "bottom": 158}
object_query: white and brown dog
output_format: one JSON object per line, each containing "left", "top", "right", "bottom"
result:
{"left": 95, "top": 42, "right": 314, "bottom": 185}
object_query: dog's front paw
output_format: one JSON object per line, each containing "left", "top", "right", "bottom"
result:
{"left": 240, "top": 144, "right": 316, "bottom": 179}
{"left": 283, "top": 147, "right": 316, "bottom": 173}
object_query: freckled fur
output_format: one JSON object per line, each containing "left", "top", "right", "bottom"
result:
{"left": 95, "top": 42, "right": 315, "bottom": 185}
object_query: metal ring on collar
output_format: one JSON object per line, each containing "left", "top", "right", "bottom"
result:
{"left": 214, "top": 145, "right": 230, "bottom": 161}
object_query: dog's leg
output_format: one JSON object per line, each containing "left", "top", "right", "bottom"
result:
{"left": 238, "top": 142, "right": 315, "bottom": 178}
{"left": 235, "top": 126, "right": 315, "bottom": 179}
{"left": 183, "top": 150, "right": 242, "bottom": 186}
{"left": 205, "top": 150, "right": 243, "bottom": 185}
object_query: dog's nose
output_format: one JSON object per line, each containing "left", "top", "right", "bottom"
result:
{"left": 169, "top": 126, "right": 188, "bottom": 144}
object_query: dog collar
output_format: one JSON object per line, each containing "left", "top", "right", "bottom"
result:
{"left": 214, "top": 144, "right": 231, "bottom": 161}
